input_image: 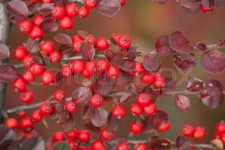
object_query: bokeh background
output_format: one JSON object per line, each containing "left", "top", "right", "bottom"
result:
{"left": 5, "top": 0, "right": 225, "bottom": 146}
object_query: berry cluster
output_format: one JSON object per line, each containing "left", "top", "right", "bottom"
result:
{"left": 182, "top": 125, "right": 205, "bottom": 139}
{"left": 212, "top": 122, "right": 225, "bottom": 145}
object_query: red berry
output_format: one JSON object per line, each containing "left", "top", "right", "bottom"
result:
{"left": 111, "top": 33, "right": 122, "bottom": 44}
{"left": 41, "top": 71, "right": 55, "bottom": 85}
{"left": 130, "top": 103, "right": 143, "bottom": 116}
{"left": 193, "top": 127, "right": 205, "bottom": 139}
{"left": 158, "top": 122, "right": 170, "bottom": 132}
{"left": 39, "top": 102, "right": 54, "bottom": 115}
{"left": 65, "top": 3, "right": 79, "bottom": 17}
{"left": 78, "top": 130, "right": 90, "bottom": 143}
{"left": 53, "top": 90, "right": 65, "bottom": 102}
{"left": 5, "top": 118, "right": 19, "bottom": 129}
{"left": 200, "top": 4, "right": 214, "bottom": 13}
{"left": 65, "top": 101, "right": 77, "bottom": 113}
{"left": 22, "top": 70, "right": 35, "bottom": 82}
{"left": 91, "top": 140, "right": 106, "bottom": 150}
{"left": 84, "top": 0, "right": 97, "bottom": 9}
{"left": 134, "top": 143, "right": 147, "bottom": 150}
{"left": 141, "top": 73, "right": 155, "bottom": 84}
{"left": 116, "top": 142, "right": 129, "bottom": 150}
{"left": 118, "top": 35, "right": 131, "bottom": 49}
{"left": 90, "top": 94, "right": 104, "bottom": 108}
{"left": 72, "top": 38, "right": 83, "bottom": 53}
{"left": 17, "top": 111, "right": 26, "bottom": 119}
{"left": 19, "top": 90, "right": 33, "bottom": 104}
{"left": 61, "top": 64, "right": 72, "bottom": 77}
{"left": 49, "top": 51, "right": 61, "bottom": 63}
{"left": 30, "top": 25, "right": 44, "bottom": 40}
{"left": 95, "top": 37, "right": 109, "bottom": 50}
{"left": 12, "top": 78, "right": 26, "bottom": 92}
{"left": 59, "top": 16, "right": 74, "bottom": 30}
{"left": 33, "top": 14, "right": 43, "bottom": 25}
{"left": 20, "top": 117, "right": 34, "bottom": 132}
{"left": 18, "top": 20, "right": 32, "bottom": 34}
{"left": 120, "top": 0, "right": 127, "bottom": 7}
{"left": 41, "top": 0, "right": 52, "bottom": 3}
{"left": 153, "top": 74, "right": 165, "bottom": 89}
{"left": 216, "top": 122, "right": 225, "bottom": 134}
{"left": 212, "top": 132, "right": 220, "bottom": 139}
{"left": 129, "top": 121, "right": 143, "bottom": 134}
{"left": 72, "top": 59, "right": 85, "bottom": 73}
{"left": 78, "top": 6, "right": 89, "bottom": 18}
{"left": 52, "top": 132, "right": 65, "bottom": 142}
{"left": 182, "top": 125, "right": 194, "bottom": 137}
{"left": 51, "top": 6, "right": 65, "bottom": 19}
{"left": 86, "top": 35, "right": 96, "bottom": 44}
{"left": 31, "top": 110, "right": 43, "bottom": 122}
{"left": 86, "top": 61, "right": 97, "bottom": 75}
{"left": 13, "top": 46, "right": 27, "bottom": 60}
{"left": 40, "top": 40, "right": 55, "bottom": 55}
{"left": 112, "top": 105, "right": 126, "bottom": 119}
{"left": 143, "top": 104, "right": 156, "bottom": 116}
{"left": 72, "top": 35, "right": 83, "bottom": 42}
{"left": 30, "top": 64, "right": 44, "bottom": 76}
{"left": 100, "top": 128, "right": 115, "bottom": 140}
{"left": 81, "top": 69, "right": 92, "bottom": 78}
{"left": 137, "top": 93, "right": 151, "bottom": 107}
{"left": 107, "top": 66, "right": 120, "bottom": 79}
{"left": 22, "top": 55, "right": 33, "bottom": 68}
{"left": 130, "top": 62, "right": 143, "bottom": 75}
{"left": 220, "top": 133, "right": 225, "bottom": 145}
{"left": 97, "top": 59, "right": 109, "bottom": 72}
{"left": 66, "top": 129, "right": 78, "bottom": 139}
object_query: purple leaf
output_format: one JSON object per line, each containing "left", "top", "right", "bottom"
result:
{"left": 21, "top": 137, "right": 45, "bottom": 150}
{"left": 155, "top": 35, "right": 173, "bottom": 56}
{"left": 96, "top": 0, "right": 121, "bottom": 17}
{"left": 152, "top": 0, "right": 171, "bottom": 5}
{"left": 150, "top": 110, "right": 168, "bottom": 130}
{"left": 7, "top": 0, "right": 28, "bottom": 19}
{"left": 107, "top": 113, "right": 121, "bottom": 131}
{"left": 174, "top": 94, "right": 191, "bottom": 112}
{"left": 150, "top": 137, "right": 171, "bottom": 149}
{"left": 173, "top": 53, "right": 196, "bottom": 71}
{"left": 0, "top": 43, "right": 10, "bottom": 59}
{"left": 91, "top": 108, "right": 108, "bottom": 127}
{"left": 26, "top": 38, "right": 40, "bottom": 54}
{"left": 120, "top": 59, "right": 135, "bottom": 72}
{"left": 216, "top": 0, "right": 225, "bottom": 8}
{"left": 53, "top": 71, "right": 63, "bottom": 86}
{"left": 119, "top": 92, "right": 132, "bottom": 103}
{"left": 0, "top": 64, "right": 18, "bottom": 83}
{"left": 38, "top": 3, "right": 53, "bottom": 14}
{"left": 94, "top": 73, "right": 114, "bottom": 95}
{"left": 77, "top": 30, "right": 89, "bottom": 39}
{"left": 63, "top": 114, "right": 74, "bottom": 133}
{"left": 196, "top": 43, "right": 207, "bottom": 51}
{"left": 169, "top": 31, "right": 193, "bottom": 53}
{"left": 54, "top": 33, "right": 72, "bottom": 45}
{"left": 201, "top": 50, "right": 225, "bottom": 73}
{"left": 81, "top": 42, "right": 96, "bottom": 61}
{"left": 41, "top": 16, "right": 58, "bottom": 33}
{"left": 186, "top": 77, "right": 204, "bottom": 92}
{"left": 181, "top": 0, "right": 201, "bottom": 9}
{"left": 201, "top": 0, "right": 215, "bottom": 9}
{"left": 143, "top": 53, "right": 160, "bottom": 72}
{"left": 82, "top": 106, "right": 94, "bottom": 120}
{"left": 72, "top": 87, "right": 92, "bottom": 105}
{"left": 53, "top": 142, "right": 70, "bottom": 150}
{"left": 110, "top": 53, "right": 123, "bottom": 66}
{"left": 175, "top": 135, "right": 191, "bottom": 149}
{"left": 105, "top": 48, "right": 114, "bottom": 61}
{"left": 51, "top": 103, "right": 68, "bottom": 124}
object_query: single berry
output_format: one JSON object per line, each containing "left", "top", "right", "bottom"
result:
{"left": 41, "top": 71, "right": 55, "bottom": 85}
{"left": 13, "top": 46, "right": 27, "bottom": 60}
{"left": 90, "top": 94, "right": 104, "bottom": 108}
{"left": 153, "top": 74, "right": 165, "bottom": 89}
{"left": 193, "top": 127, "right": 205, "bottom": 139}
{"left": 137, "top": 93, "right": 151, "bottom": 107}
{"left": 30, "top": 25, "right": 44, "bottom": 40}
{"left": 22, "top": 70, "right": 35, "bottom": 82}
{"left": 20, "top": 117, "right": 34, "bottom": 132}
{"left": 116, "top": 142, "right": 129, "bottom": 150}
{"left": 84, "top": 0, "right": 97, "bottom": 9}
{"left": 65, "top": 3, "right": 79, "bottom": 17}
{"left": 130, "top": 103, "right": 143, "bottom": 116}
{"left": 12, "top": 78, "right": 26, "bottom": 92}
{"left": 78, "top": 6, "right": 89, "bottom": 18}
{"left": 18, "top": 20, "right": 32, "bottom": 34}
{"left": 182, "top": 125, "right": 194, "bottom": 137}
{"left": 31, "top": 110, "right": 43, "bottom": 122}
{"left": 120, "top": 0, "right": 127, "bottom": 7}
{"left": 51, "top": 6, "right": 65, "bottom": 19}
{"left": 129, "top": 121, "right": 143, "bottom": 134}
{"left": 61, "top": 64, "right": 72, "bottom": 77}
{"left": 81, "top": 69, "right": 92, "bottom": 78}
{"left": 30, "top": 64, "right": 44, "bottom": 76}
{"left": 17, "top": 111, "right": 26, "bottom": 119}
{"left": 39, "top": 102, "right": 54, "bottom": 115}
{"left": 59, "top": 16, "right": 74, "bottom": 30}
{"left": 39, "top": 40, "right": 55, "bottom": 55}
{"left": 112, "top": 105, "right": 126, "bottom": 119}
{"left": 91, "top": 140, "right": 106, "bottom": 150}
{"left": 141, "top": 73, "right": 155, "bottom": 84}
{"left": 107, "top": 66, "right": 120, "bottom": 79}
{"left": 118, "top": 35, "right": 131, "bottom": 49}
{"left": 52, "top": 132, "right": 65, "bottom": 142}
{"left": 111, "top": 33, "right": 122, "bottom": 44}
{"left": 65, "top": 101, "right": 77, "bottom": 113}
{"left": 49, "top": 51, "right": 61, "bottom": 63}
{"left": 215, "top": 122, "right": 225, "bottom": 134}
{"left": 95, "top": 37, "right": 109, "bottom": 50}
{"left": 158, "top": 122, "right": 170, "bottom": 132}
{"left": 22, "top": 55, "right": 33, "bottom": 68}
{"left": 97, "top": 59, "right": 109, "bottom": 72}
{"left": 86, "top": 61, "right": 97, "bottom": 75}
{"left": 100, "top": 128, "right": 115, "bottom": 140}
{"left": 66, "top": 129, "right": 78, "bottom": 139}
{"left": 19, "top": 90, "right": 33, "bottom": 104}
{"left": 143, "top": 104, "right": 156, "bottom": 116}
{"left": 5, "top": 118, "right": 19, "bottom": 129}
{"left": 78, "top": 130, "right": 90, "bottom": 143}
{"left": 53, "top": 90, "right": 65, "bottom": 102}
{"left": 134, "top": 143, "right": 147, "bottom": 150}
{"left": 33, "top": 14, "right": 43, "bottom": 25}
{"left": 71, "top": 59, "right": 85, "bottom": 73}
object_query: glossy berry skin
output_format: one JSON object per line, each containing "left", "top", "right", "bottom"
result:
{"left": 153, "top": 75, "right": 165, "bottom": 89}
{"left": 120, "top": 0, "right": 127, "bottom": 7}
{"left": 84, "top": 0, "right": 97, "bottom": 9}
{"left": 19, "top": 90, "right": 33, "bottom": 104}
{"left": 220, "top": 133, "right": 225, "bottom": 145}
{"left": 78, "top": 130, "right": 90, "bottom": 143}
{"left": 118, "top": 35, "right": 131, "bottom": 49}
{"left": 42, "top": 0, "right": 52, "bottom": 3}
{"left": 137, "top": 93, "right": 151, "bottom": 107}
{"left": 97, "top": 59, "right": 109, "bottom": 72}
{"left": 90, "top": 94, "right": 104, "bottom": 108}
{"left": 20, "top": 117, "right": 34, "bottom": 132}
{"left": 49, "top": 51, "right": 61, "bottom": 63}
{"left": 107, "top": 66, "right": 120, "bottom": 79}
{"left": 200, "top": 5, "right": 214, "bottom": 13}
{"left": 100, "top": 128, "right": 115, "bottom": 141}
{"left": 182, "top": 125, "right": 194, "bottom": 137}
{"left": 39, "top": 102, "right": 54, "bottom": 115}
{"left": 18, "top": 20, "right": 32, "bottom": 34}
{"left": 12, "top": 78, "right": 26, "bottom": 92}
{"left": 129, "top": 121, "right": 143, "bottom": 134}
{"left": 53, "top": 90, "right": 65, "bottom": 102}
{"left": 81, "top": 70, "right": 91, "bottom": 78}
{"left": 86, "top": 35, "right": 96, "bottom": 44}
{"left": 61, "top": 64, "right": 72, "bottom": 77}
{"left": 141, "top": 73, "right": 155, "bottom": 84}
{"left": 17, "top": 111, "right": 26, "bottom": 119}
{"left": 130, "top": 62, "right": 144, "bottom": 75}
{"left": 159, "top": 122, "right": 170, "bottom": 132}
{"left": 33, "top": 14, "right": 43, "bottom": 25}
{"left": 72, "top": 38, "right": 83, "bottom": 53}
{"left": 13, "top": 46, "right": 27, "bottom": 60}
{"left": 31, "top": 110, "right": 43, "bottom": 122}
{"left": 112, "top": 105, "right": 126, "bottom": 119}
{"left": 72, "top": 60, "right": 85, "bottom": 73}
{"left": 65, "top": 101, "right": 77, "bottom": 113}
{"left": 95, "top": 37, "right": 109, "bottom": 50}
{"left": 111, "top": 33, "right": 122, "bottom": 44}
{"left": 215, "top": 122, "right": 225, "bottom": 134}
{"left": 41, "top": 71, "right": 55, "bottom": 85}
{"left": 59, "top": 16, "right": 74, "bottom": 30}
{"left": 66, "top": 129, "right": 78, "bottom": 139}
{"left": 143, "top": 104, "right": 156, "bottom": 116}
{"left": 65, "top": 3, "right": 79, "bottom": 17}
{"left": 78, "top": 6, "right": 89, "bottom": 18}
{"left": 5, "top": 118, "right": 19, "bottom": 129}
{"left": 40, "top": 40, "right": 55, "bottom": 55}
{"left": 91, "top": 140, "right": 106, "bottom": 150}
{"left": 22, "top": 55, "right": 33, "bottom": 68}
{"left": 22, "top": 70, "right": 35, "bottom": 82}
{"left": 86, "top": 61, "right": 97, "bottom": 75}
{"left": 134, "top": 143, "right": 147, "bottom": 150}
{"left": 130, "top": 103, "right": 143, "bottom": 116}
{"left": 30, "top": 25, "right": 44, "bottom": 40}
{"left": 51, "top": 6, "right": 65, "bottom": 19}
{"left": 116, "top": 142, "right": 129, "bottom": 150}
{"left": 30, "top": 64, "right": 44, "bottom": 76}
{"left": 52, "top": 132, "right": 65, "bottom": 142}
{"left": 193, "top": 127, "right": 205, "bottom": 139}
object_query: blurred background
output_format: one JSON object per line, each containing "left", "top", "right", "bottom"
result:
{"left": 5, "top": 0, "right": 225, "bottom": 145}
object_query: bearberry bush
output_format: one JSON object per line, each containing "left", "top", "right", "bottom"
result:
{"left": 0, "top": 0, "right": 225, "bottom": 149}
